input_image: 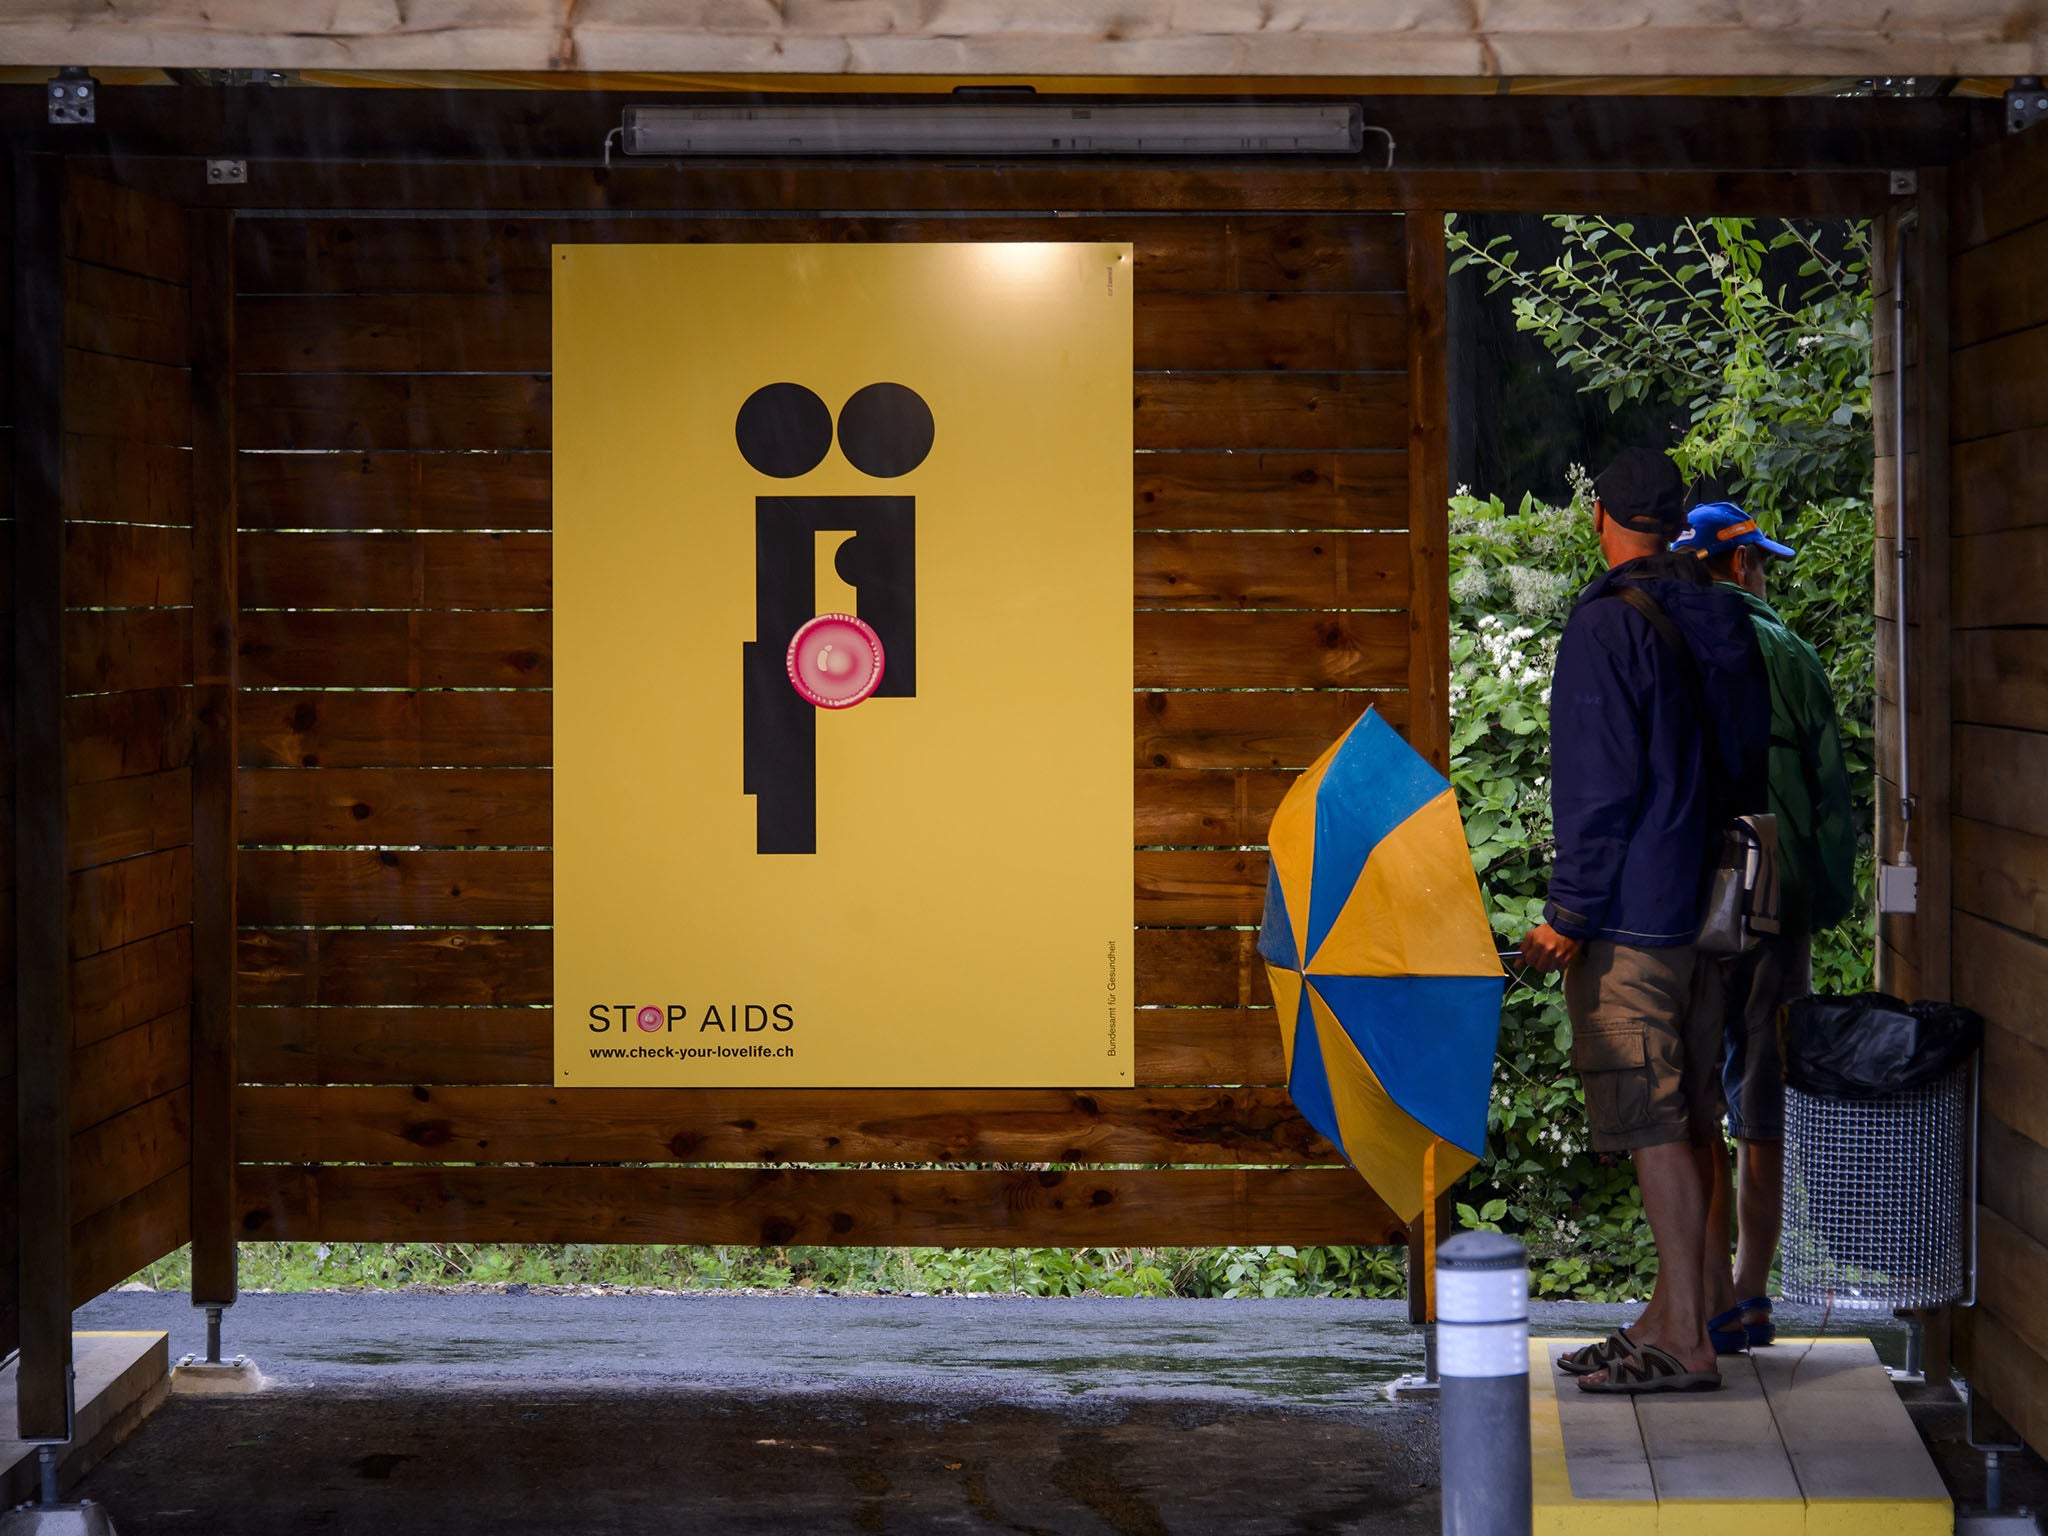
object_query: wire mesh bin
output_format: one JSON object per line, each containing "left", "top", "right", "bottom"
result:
{"left": 1780, "top": 1063, "right": 1969, "bottom": 1310}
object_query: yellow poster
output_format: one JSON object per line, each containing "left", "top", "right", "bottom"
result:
{"left": 553, "top": 243, "right": 1133, "bottom": 1087}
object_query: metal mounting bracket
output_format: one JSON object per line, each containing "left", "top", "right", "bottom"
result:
{"left": 2008, "top": 78, "right": 2048, "bottom": 135}
{"left": 45, "top": 68, "right": 95, "bottom": 126}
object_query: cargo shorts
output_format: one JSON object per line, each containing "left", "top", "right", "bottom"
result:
{"left": 1564, "top": 941, "right": 1726, "bottom": 1153}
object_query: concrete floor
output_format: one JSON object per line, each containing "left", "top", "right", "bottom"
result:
{"left": 52, "top": 1289, "right": 2037, "bottom": 1535}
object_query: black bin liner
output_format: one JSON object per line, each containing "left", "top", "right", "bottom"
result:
{"left": 1781, "top": 992, "right": 1984, "bottom": 1100}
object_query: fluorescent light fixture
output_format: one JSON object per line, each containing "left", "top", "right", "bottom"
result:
{"left": 617, "top": 103, "right": 1366, "bottom": 157}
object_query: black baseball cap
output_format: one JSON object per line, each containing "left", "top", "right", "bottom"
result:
{"left": 1594, "top": 448, "right": 1688, "bottom": 536}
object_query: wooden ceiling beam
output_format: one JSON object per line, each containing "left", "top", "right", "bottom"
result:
{"left": 0, "top": 85, "right": 1996, "bottom": 173}
{"left": 66, "top": 155, "right": 1896, "bottom": 219}
{"left": 0, "top": 2, "right": 2041, "bottom": 79}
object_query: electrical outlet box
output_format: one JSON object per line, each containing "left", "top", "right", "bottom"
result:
{"left": 1879, "top": 861, "right": 1920, "bottom": 915}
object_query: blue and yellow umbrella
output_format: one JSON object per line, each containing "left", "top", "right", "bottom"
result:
{"left": 1257, "top": 709, "right": 1505, "bottom": 1224}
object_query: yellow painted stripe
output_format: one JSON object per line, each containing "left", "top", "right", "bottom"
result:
{"left": 1801, "top": 1500, "right": 1955, "bottom": 1536}
{"left": 1529, "top": 1339, "right": 1657, "bottom": 1536}
{"left": 1655, "top": 1501, "right": 1805, "bottom": 1536}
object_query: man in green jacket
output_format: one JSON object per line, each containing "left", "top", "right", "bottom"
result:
{"left": 1672, "top": 503, "right": 1858, "bottom": 1350}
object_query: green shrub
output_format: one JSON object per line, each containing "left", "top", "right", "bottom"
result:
{"left": 1442, "top": 213, "right": 1876, "bottom": 1296}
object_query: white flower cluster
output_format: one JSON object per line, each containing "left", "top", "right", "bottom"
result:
{"left": 1451, "top": 565, "right": 1494, "bottom": 604}
{"left": 1534, "top": 1122, "right": 1583, "bottom": 1158}
{"left": 1475, "top": 615, "right": 1547, "bottom": 687}
{"left": 1505, "top": 564, "right": 1572, "bottom": 616}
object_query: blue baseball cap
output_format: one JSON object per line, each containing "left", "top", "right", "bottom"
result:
{"left": 1671, "top": 501, "right": 1796, "bottom": 561}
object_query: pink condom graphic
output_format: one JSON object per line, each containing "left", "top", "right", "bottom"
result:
{"left": 635, "top": 1006, "right": 665, "bottom": 1033}
{"left": 786, "top": 614, "right": 886, "bottom": 709}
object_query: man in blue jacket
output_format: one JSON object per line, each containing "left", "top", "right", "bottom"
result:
{"left": 1521, "top": 448, "right": 1771, "bottom": 1394}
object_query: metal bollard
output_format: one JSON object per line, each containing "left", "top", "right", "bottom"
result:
{"left": 1438, "top": 1231, "right": 1532, "bottom": 1536}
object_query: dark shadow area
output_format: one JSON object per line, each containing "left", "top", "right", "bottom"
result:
{"left": 82, "top": 1390, "right": 1439, "bottom": 1536}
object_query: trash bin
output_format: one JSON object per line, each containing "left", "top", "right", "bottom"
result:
{"left": 1778, "top": 993, "right": 1982, "bottom": 1311}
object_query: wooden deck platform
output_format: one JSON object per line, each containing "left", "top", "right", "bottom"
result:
{"left": 1532, "top": 1337, "right": 1953, "bottom": 1534}
{"left": 0, "top": 1331, "right": 169, "bottom": 1505}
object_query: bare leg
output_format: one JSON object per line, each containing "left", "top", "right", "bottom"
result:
{"left": 1637, "top": 1148, "right": 1729, "bottom": 1342}
{"left": 1733, "top": 1138, "right": 1784, "bottom": 1304}
{"left": 1580, "top": 1139, "right": 1717, "bottom": 1385}
{"left": 1698, "top": 1139, "right": 1737, "bottom": 1323}
{"left": 1605, "top": 1141, "right": 1731, "bottom": 1343}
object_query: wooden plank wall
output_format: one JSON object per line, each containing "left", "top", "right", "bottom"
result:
{"left": 227, "top": 202, "right": 1434, "bottom": 1248}
{"left": 1945, "top": 125, "right": 2048, "bottom": 1448}
{"left": 60, "top": 170, "right": 196, "bottom": 1301}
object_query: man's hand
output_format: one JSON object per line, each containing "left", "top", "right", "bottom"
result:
{"left": 1520, "top": 922, "right": 1582, "bottom": 973}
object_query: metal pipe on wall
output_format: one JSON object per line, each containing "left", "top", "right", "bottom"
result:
{"left": 1892, "top": 209, "right": 1919, "bottom": 860}
{"left": 1877, "top": 207, "right": 1922, "bottom": 919}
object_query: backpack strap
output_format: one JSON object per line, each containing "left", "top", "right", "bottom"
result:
{"left": 1610, "top": 583, "right": 1710, "bottom": 727}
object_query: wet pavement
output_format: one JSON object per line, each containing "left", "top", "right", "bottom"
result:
{"left": 52, "top": 1289, "right": 1982, "bottom": 1535}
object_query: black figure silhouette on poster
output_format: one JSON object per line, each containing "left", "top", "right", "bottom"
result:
{"left": 738, "top": 382, "right": 933, "bottom": 855}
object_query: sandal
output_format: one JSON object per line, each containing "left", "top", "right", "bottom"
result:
{"left": 1557, "top": 1331, "right": 1636, "bottom": 1377}
{"left": 1738, "top": 1295, "right": 1775, "bottom": 1347}
{"left": 1576, "top": 1344, "right": 1721, "bottom": 1395}
{"left": 1707, "top": 1305, "right": 1751, "bottom": 1356}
